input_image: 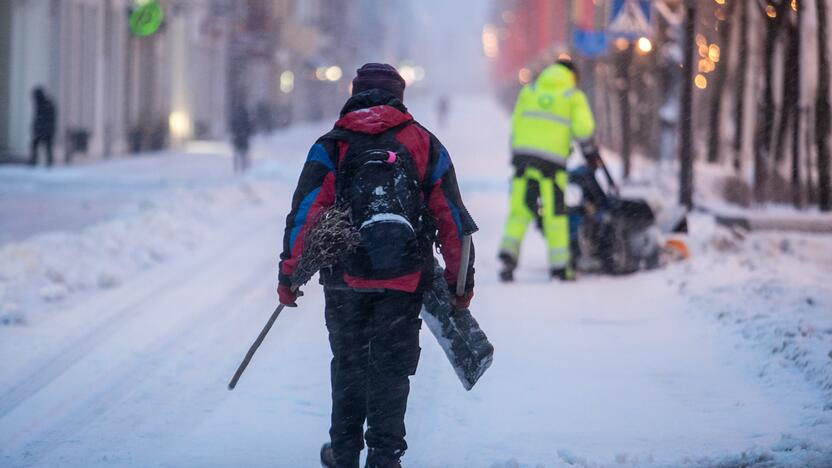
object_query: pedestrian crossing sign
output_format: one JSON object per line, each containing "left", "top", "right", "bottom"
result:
{"left": 609, "top": 0, "right": 652, "bottom": 38}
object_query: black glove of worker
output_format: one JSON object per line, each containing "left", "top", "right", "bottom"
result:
{"left": 580, "top": 139, "right": 603, "bottom": 169}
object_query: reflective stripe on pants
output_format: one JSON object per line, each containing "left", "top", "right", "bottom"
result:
{"left": 499, "top": 166, "right": 569, "bottom": 269}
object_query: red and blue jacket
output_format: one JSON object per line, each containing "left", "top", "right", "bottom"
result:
{"left": 278, "top": 90, "right": 476, "bottom": 293}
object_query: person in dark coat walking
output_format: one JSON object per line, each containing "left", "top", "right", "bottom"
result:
{"left": 29, "top": 87, "right": 56, "bottom": 167}
{"left": 277, "top": 63, "right": 476, "bottom": 468}
{"left": 230, "top": 103, "right": 252, "bottom": 172}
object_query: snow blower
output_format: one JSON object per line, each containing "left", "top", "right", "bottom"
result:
{"left": 565, "top": 163, "right": 689, "bottom": 275}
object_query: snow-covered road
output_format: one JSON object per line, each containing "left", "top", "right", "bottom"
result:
{"left": 1, "top": 95, "right": 831, "bottom": 467}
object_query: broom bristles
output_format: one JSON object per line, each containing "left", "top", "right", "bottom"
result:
{"left": 290, "top": 203, "right": 360, "bottom": 287}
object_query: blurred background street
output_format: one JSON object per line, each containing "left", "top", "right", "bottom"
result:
{"left": 1, "top": 1, "right": 832, "bottom": 467}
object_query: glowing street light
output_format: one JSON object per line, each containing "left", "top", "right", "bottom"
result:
{"left": 708, "top": 44, "right": 720, "bottom": 62}
{"left": 324, "top": 66, "right": 342, "bottom": 82}
{"left": 482, "top": 24, "right": 499, "bottom": 58}
{"left": 168, "top": 111, "right": 191, "bottom": 139}
{"left": 518, "top": 68, "right": 532, "bottom": 84}
{"left": 636, "top": 37, "right": 653, "bottom": 54}
{"left": 280, "top": 70, "right": 294, "bottom": 93}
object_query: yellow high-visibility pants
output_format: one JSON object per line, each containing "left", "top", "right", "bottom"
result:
{"left": 499, "top": 166, "right": 569, "bottom": 269}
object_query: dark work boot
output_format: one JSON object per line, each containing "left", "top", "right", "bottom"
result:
{"left": 498, "top": 252, "right": 517, "bottom": 283}
{"left": 321, "top": 442, "right": 359, "bottom": 468}
{"left": 365, "top": 448, "right": 403, "bottom": 468}
{"left": 320, "top": 443, "right": 336, "bottom": 468}
{"left": 550, "top": 266, "right": 576, "bottom": 282}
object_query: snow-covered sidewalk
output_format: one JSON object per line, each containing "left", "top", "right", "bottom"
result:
{"left": 1, "top": 95, "right": 831, "bottom": 467}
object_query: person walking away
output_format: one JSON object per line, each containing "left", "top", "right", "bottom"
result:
{"left": 277, "top": 63, "right": 476, "bottom": 468}
{"left": 436, "top": 94, "right": 450, "bottom": 128}
{"left": 29, "top": 87, "right": 56, "bottom": 167}
{"left": 230, "top": 103, "right": 252, "bottom": 172}
{"left": 497, "top": 59, "right": 602, "bottom": 282}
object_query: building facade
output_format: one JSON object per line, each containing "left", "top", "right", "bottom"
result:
{"left": 0, "top": 0, "right": 231, "bottom": 161}
{"left": 0, "top": 0, "right": 410, "bottom": 162}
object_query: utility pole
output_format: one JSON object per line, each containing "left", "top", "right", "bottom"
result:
{"left": 620, "top": 42, "right": 633, "bottom": 180}
{"left": 817, "top": 0, "right": 831, "bottom": 211}
{"left": 733, "top": 0, "right": 749, "bottom": 172}
{"left": 791, "top": 2, "right": 802, "bottom": 207}
{"left": 679, "top": 0, "right": 696, "bottom": 209}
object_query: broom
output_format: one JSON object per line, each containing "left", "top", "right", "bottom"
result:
{"left": 228, "top": 203, "right": 359, "bottom": 390}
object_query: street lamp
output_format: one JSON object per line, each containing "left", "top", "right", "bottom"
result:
{"left": 637, "top": 37, "right": 653, "bottom": 54}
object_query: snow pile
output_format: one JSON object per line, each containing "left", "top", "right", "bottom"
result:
{"left": 682, "top": 215, "right": 832, "bottom": 411}
{"left": 488, "top": 434, "right": 832, "bottom": 467}
{"left": 686, "top": 435, "right": 832, "bottom": 467}
{"left": 0, "top": 182, "right": 275, "bottom": 326}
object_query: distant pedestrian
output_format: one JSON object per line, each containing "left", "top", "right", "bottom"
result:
{"left": 29, "top": 87, "right": 56, "bottom": 167}
{"left": 230, "top": 103, "right": 252, "bottom": 172}
{"left": 437, "top": 94, "right": 450, "bottom": 128}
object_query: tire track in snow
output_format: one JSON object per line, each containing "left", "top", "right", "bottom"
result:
{"left": 0, "top": 213, "right": 272, "bottom": 421}
{"left": 4, "top": 253, "right": 276, "bottom": 466}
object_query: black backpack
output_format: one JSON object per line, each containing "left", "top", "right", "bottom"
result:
{"left": 326, "top": 123, "right": 429, "bottom": 279}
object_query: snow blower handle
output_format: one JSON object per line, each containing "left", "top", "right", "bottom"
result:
{"left": 228, "top": 286, "right": 298, "bottom": 390}
{"left": 583, "top": 140, "right": 620, "bottom": 197}
{"left": 599, "top": 161, "right": 620, "bottom": 197}
{"left": 456, "top": 235, "right": 472, "bottom": 297}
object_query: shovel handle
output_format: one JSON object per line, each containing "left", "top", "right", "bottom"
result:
{"left": 456, "top": 235, "right": 472, "bottom": 296}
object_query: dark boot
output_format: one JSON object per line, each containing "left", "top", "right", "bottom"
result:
{"left": 498, "top": 252, "right": 516, "bottom": 282}
{"left": 550, "top": 266, "right": 576, "bottom": 282}
{"left": 365, "top": 448, "right": 403, "bottom": 468}
{"left": 320, "top": 442, "right": 359, "bottom": 468}
{"left": 320, "top": 443, "right": 336, "bottom": 468}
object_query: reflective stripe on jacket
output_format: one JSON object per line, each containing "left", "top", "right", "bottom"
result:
{"left": 511, "top": 64, "right": 596, "bottom": 165}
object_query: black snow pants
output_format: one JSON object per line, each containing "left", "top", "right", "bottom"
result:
{"left": 324, "top": 287, "right": 422, "bottom": 468}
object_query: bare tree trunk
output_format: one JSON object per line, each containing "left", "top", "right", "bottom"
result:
{"left": 753, "top": 1, "right": 787, "bottom": 203}
{"left": 791, "top": 6, "right": 802, "bottom": 207}
{"left": 707, "top": 1, "right": 734, "bottom": 163}
{"left": 679, "top": 0, "right": 696, "bottom": 209}
{"left": 733, "top": 0, "right": 749, "bottom": 171}
{"left": 806, "top": 106, "right": 817, "bottom": 201}
{"left": 774, "top": 21, "right": 797, "bottom": 165}
{"left": 818, "top": 0, "right": 832, "bottom": 210}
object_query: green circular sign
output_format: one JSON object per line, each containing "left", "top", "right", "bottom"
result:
{"left": 129, "top": 1, "right": 164, "bottom": 37}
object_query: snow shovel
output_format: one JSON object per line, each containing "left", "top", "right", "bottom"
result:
{"left": 421, "top": 236, "right": 494, "bottom": 391}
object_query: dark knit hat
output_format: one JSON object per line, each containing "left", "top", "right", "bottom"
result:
{"left": 351, "top": 63, "right": 406, "bottom": 101}
{"left": 556, "top": 58, "right": 579, "bottom": 81}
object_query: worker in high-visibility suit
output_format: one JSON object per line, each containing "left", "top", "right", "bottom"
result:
{"left": 498, "top": 59, "right": 602, "bottom": 282}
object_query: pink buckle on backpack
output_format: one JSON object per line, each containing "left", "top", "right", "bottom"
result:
{"left": 385, "top": 151, "right": 397, "bottom": 164}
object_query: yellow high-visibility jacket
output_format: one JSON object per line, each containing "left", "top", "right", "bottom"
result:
{"left": 511, "top": 63, "right": 596, "bottom": 166}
